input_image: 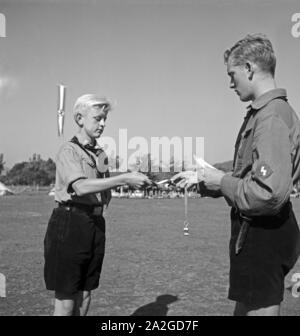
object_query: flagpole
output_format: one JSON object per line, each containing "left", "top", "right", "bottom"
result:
{"left": 183, "top": 186, "right": 189, "bottom": 236}
{"left": 57, "top": 84, "right": 66, "bottom": 144}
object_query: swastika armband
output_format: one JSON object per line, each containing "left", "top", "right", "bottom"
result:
{"left": 255, "top": 162, "right": 273, "bottom": 180}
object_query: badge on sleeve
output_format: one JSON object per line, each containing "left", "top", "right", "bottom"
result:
{"left": 255, "top": 162, "right": 273, "bottom": 180}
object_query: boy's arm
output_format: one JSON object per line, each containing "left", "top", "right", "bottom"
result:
{"left": 72, "top": 172, "right": 151, "bottom": 196}
{"left": 56, "top": 144, "right": 151, "bottom": 197}
{"left": 72, "top": 175, "right": 125, "bottom": 196}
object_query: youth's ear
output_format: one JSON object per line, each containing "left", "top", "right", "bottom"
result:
{"left": 245, "top": 61, "right": 254, "bottom": 80}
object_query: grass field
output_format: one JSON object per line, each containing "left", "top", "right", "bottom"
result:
{"left": 0, "top": 193, "right": 299, "bottom": 316}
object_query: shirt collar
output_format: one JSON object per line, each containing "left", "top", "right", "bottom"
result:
{"left": 83, "top": 141, "right": 102, "bottom": 155}
{"left": 249, "top": 88, "right": 287, "bottom": 111}
{"left": 74, "top": 135, "right": 98, "bottom": 148}
{"left": 74, "top": 136, "right": 102, "bottom": 154}
{"left": 82, "top": 139, "right": 97, "bottom": 148}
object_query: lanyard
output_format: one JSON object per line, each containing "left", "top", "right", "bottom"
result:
{"left": 183, "top": 186, "right": 189, "bottom": 236}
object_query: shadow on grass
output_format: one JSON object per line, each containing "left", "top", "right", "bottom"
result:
{"left": 131, "top": 294, "right": 178, "bottom": 316}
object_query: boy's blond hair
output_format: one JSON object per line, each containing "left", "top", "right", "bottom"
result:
{"left": 73, "top": 94, "right": 111, "bottom": 121}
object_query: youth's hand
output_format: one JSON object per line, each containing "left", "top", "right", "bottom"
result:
{"left": 202, "top": 166, "right": 225, "bottom": 188}
{"left": 123, "top": 172, "right": 152, "bottom": 189}
{"left": 171, "top": 171, "right": 198, "bottom": 189}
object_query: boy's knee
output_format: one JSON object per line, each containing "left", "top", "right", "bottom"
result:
{"left": 62, "top": 300, "right": 75, "bottom": 314}
{"left": 77, "top": 291, "right": 91, "bottom": 306}
{"left": 234, "top": 301, "right": 280, "bottom": 316}
{"left": 54, "top": 291, "right": 77, "bottom": 316}
{"left": 82, "top": 291, "right": 91, "bottom": 301}
{"left": 75, "top": 291, "right": 91, "bottom": 306}
{"left": 54, "top": 299, "right": 75, "bottom": 316}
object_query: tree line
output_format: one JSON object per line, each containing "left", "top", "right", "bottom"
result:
{"left": 0, "top": 154, "right": 56, "bottom": 186}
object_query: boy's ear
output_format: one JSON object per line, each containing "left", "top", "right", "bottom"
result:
{"left": 75, "top": 113, "right": 84, "bottom": 126}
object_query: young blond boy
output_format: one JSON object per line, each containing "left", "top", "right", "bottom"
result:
{"left": 44, "top": 94, "right": 150, "bottom": 316}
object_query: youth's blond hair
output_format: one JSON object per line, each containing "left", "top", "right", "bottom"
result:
{"left": 224, "top": 34, "right": 276, "bottom": 77}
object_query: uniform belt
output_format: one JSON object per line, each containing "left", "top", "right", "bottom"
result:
{"left": 232, "top": 200, "right": 291, "bottom": 222}
{"left": 58, "top": 202, "right": 103, "bottom": 216}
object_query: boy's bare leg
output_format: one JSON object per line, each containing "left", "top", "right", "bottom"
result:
{"left": 234, "top": 302, "right": 280, "bottom": 316}
{"left": 74, "top": 291, "right": 91, "bottom": 316}
{"left": 54, "top": 292, "right": 76, "bottom": 316}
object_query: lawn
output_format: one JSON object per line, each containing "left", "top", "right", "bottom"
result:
{"left": 0, "top": 193, "right": 299, "bottom": 316}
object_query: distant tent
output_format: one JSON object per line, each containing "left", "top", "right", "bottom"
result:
{"left": 0, "top": 182, "right": 14, "bottom": 196}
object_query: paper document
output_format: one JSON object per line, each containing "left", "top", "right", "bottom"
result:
{"left": 193, "top": 155, "right": 216, "bottom": 170}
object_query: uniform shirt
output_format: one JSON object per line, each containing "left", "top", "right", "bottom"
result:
{"left": 54, "top": 138, "right": 111, "bottom": 206}
{"left": 220, "top": 88, "right": 300, "bottom": 216}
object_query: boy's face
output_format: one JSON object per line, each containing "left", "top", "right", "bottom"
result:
{"left": 80, "top": 106, "right": 108, "bottom": 139}
{"left": 227, "top": 60, "right": 254, "bottom": 102}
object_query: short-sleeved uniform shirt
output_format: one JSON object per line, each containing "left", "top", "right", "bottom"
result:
{"left": 44, "top": 138, "right": 110, "bottom": 294}
{"left": 54, "top": 138, "right": 111, "bottom": 207}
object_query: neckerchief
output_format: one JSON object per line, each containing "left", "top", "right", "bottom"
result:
{"left": 70, "top": 136, "right": 111, "bottom": 206}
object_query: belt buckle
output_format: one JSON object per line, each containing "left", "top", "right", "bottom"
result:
{"left": 92, "top": 206, "right": 102, "bottom": 216}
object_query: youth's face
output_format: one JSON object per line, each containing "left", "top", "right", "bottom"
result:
{"left": 227, "top": 60, "right": 253, "bottom": 102}
{"left": 82, "top": 107, "right": 108, "bottom": 139}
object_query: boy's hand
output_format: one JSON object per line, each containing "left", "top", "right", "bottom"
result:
{"left": 123, "top": 172, "right": 152, "bottom": 189}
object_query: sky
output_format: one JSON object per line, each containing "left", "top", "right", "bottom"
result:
{"left": 0, "top": 0, "right": 299, "bottom": 169}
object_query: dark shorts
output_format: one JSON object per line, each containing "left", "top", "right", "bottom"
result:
{"left": 228, "top": 202, "right": 300, "bottom": 307}
{"left": 44, "top": 206, "right": 106, "bottom": 295}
